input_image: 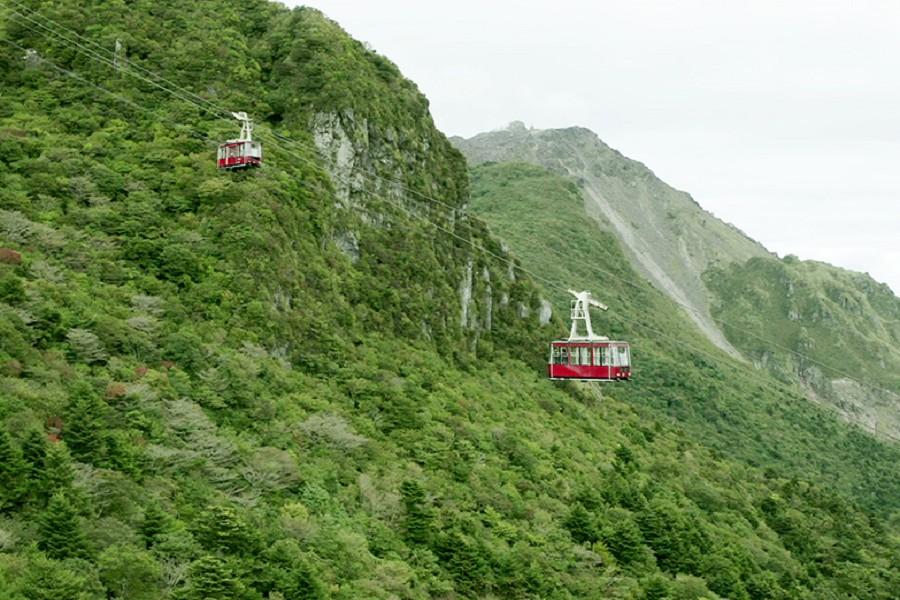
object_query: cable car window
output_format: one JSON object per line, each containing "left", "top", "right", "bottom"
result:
{"left": 593, "top": 346, "right": 604, "bottom": 366}
{"left": 620, "top": 346, "right": 630, "bottom": 366}
{"left": 553, "top": 347, "right": 565, "bottom": 365}
{"left": 558, "top": 347, "right": 569, "bottom": 364}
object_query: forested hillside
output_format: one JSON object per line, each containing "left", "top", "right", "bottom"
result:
{"left": 1, "top": 1, "right": 899, "bottom": 599}
{"left": 706, "top": 256, "right": 900, "bottom": 438}
{"left": 457, "top": 123, "right": 900, "bottom": 456}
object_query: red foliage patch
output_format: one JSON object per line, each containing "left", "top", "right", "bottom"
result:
{"left": 0, "top": 248, "right": 22, "bottom": 265}
{"left": 46, "top": 416, "right": 63, "bottom": 442}
{"left": 105, "top": 382, "right": 128, "bottom": 400}
{"left": 135, "top": 365, "right": 149, "bottom": 378}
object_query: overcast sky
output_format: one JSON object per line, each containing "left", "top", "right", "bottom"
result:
{"left": 295, "top": 1, "right": 900, "bottom": 294}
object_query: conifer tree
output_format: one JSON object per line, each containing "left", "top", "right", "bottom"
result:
{"left": 65, "top": 382, "right": 107, "bottom": 462}
{"left": 564, "top": 503, "right": 598, "bottom": 544}
{"left": 0, "top": 429, "right": 27, "bottom": 511}
{"left": 641, "top": 573, "right": 672, "bottom": 600}
{"left": 604, "top": 514, "right": 646, "bottom": 566}
{"left": 140, "top": 500, "right": 171, "bottom": 548}
{"left": 42, "top": 440, "right": 76, "bottom": 495}
{"left": 436, "top": 531, "right": 491, "bottom": 595}
{"left": 21, "top": 554, "right": 100, "bottom": 600}
{"left": 613, "top": 444, "right": 637, "bottom": 472}
{"left": 98, "top": 544, "right": 164, "bottom": 600}
{"left": 283, "top": 557, "right": 326, "bottom": 600}
{"left": 400, "top": 480, "right": 431, "bottom": 545}
{"left": 38, "top": 492, "right": 91, "bottom": 559}
{"left": 22, "top": 428, "right": 48, "bottom": 482}
{"left": 194, "top": 505, "right": 256, "bottom": 554}
{"left": 638, "top": 497, "right": 706, "bottom": 575}
{"left": 187, "top": 555, "right": 244, "bottom": 599}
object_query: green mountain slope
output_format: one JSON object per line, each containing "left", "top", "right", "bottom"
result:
{"left": 468, "top": 162, "right": 900, "bottom": 591}
{"left": 0, "top": 2, "right": 899, "bottom": 599}
{"left": 468, "top": 162, "right": 900, "bottom": 506}
{"left": 706, "top": 256, "right": 900, "bottom": 438}
{"left": 457, "top": 123, "right": 900, "bottom": 451}
{"left": 453, "top": 122, "right": 771, "bottom": 357}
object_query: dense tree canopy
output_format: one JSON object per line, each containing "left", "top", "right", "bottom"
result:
{"left": 0, "top": 1, "right": 898, "bottom": 598}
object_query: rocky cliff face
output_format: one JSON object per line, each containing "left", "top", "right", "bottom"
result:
{"left": 453, "top": 122, "right": 771, "bottom": 356}
{"left": 308, "top": 109, "right": 551, "bottom": 350}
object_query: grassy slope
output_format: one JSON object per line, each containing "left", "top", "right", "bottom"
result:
{"left": 0, "top": 3, "right": 898, "bottom": 599}
{"left": 706, "top": 256, "right": 900, "bottom": 393}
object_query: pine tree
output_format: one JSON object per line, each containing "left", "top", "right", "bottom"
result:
{"left": 604, "top": 513, "right": 646, "bottom": 566}
{"left": 38, "top": 492, "right": 91, "bottom": 559}
{"left": 42, "top": 441, "right": 76, "bottom": 495}
{"left": 641, "top": 573, "right": 672, "bottom": 600}
{"left": 140, "top": 501, "right": 171, "bottom": 547}
{"left": 703, "top": 553, "right": 749, "bottom": 600}
{"left": 194, "top": 505, "right": 256, "bottom": 554}
{"left": 400, "top": 480, "right": 431, "bottom": 545}
{"left": 21, "top": 554, "right": 100, "bottom": 600}
{"left": 613, "top": 444, "right": 637, "bottom": 472}
{"left": 22, "top": 428, "right": 48, "bottom": 484}
{"left": 187, "top": 555, "right": 243, "bottom": 599}
{"left": 436, "top": 531, "right": 491, "bottom": 596}
{"left": 65, "top": 382, "right": 107, "bottom": 462}
{"left": 283, "top": 557, "right": 326, "bottom": 600}
{"left": 564, "top": 503, "right": 599, "bottom": 544}
{"left": 0, "top": 429, "right": 28, "bottom": 511}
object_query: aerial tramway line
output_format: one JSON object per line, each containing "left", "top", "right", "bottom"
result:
{"left": 8, "top": 1, "right": 634, "bottom": 384}
{"left": 21, "top": 2, "right": 900, "bottom": 412}
{"left": 11, "top": 3, "right": 900, "bottom": 437}
{"left": 213, "top": 113, "right": 633, "bottom": 382}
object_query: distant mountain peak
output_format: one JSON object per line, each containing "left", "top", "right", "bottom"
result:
{"left": 454, "top": 124, "right": 770, "bottom": 356}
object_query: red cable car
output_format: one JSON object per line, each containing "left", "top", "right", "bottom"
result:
{"left": 217, "top": 111, "right": 262, "bottom": 170}
{"left": 548, "top": 290, "right": 631, "bottom": 381}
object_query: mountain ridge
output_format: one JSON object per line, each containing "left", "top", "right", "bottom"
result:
{"left": 452, "top": 122, "right": 771, "bottom": 357}
{"left": 454, "top": 121, "right": 900, "bottom": 436}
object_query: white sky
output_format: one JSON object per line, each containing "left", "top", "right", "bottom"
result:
{"left": 295, "top": 1, "right": 900, "bottom": 294}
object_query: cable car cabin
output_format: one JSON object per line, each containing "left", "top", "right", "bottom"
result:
{"left": 217, "top": 140, "right": 262, "bottom": 170}
{"left": 548, "top": 341, "right": 631, "bottom": 381}
{"left": 217, "top": 111, "right": 261, "bottom": 170}
{"left": 547, "top": 290, "right": 632, "bottom": 382}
